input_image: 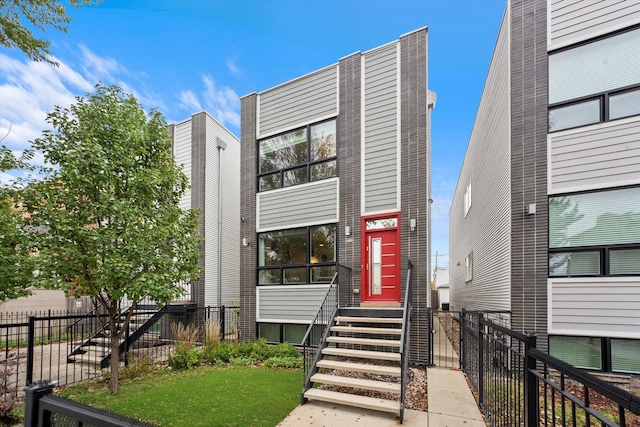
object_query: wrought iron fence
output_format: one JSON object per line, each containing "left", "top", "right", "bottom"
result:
{"left": 460, "top": 310, "right": 640, "bottom": 426}
{"left": 0, "top": 304, "right": 240, "bottom": 405}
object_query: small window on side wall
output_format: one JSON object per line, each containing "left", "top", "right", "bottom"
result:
{"left": 465, "top": 252, "right": 473, "bottom": 282}
{"left": 464, "top": 183, "right": 472, "bottom": 217}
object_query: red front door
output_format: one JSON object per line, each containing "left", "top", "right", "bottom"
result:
{"left": 362, "top": 215, "right": 401, "bottom": 303}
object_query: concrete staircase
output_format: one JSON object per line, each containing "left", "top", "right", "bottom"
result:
{"left": 303, "top": 307, "right": 405, "bottom": 416}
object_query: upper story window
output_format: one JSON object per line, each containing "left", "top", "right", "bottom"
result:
{"left": 548, "top": 186, "right": 640, "bottom": 277}
{"left": 258, "top": 119, "right": 337, "bottom": 191}
{"left": 465, "top": 252, "right": 473, "bottom": 282}
{"left": 464, "top": 183, "right": 472, "bottom": 217}
{"left": 548, "top": 27, "right": 640, "bottom": 132}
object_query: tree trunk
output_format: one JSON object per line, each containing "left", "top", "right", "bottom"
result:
{"left": 109, "top": 326, "right": 120, "bottom": 394}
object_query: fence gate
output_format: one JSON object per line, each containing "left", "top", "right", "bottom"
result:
{"left": 429, "top": 310, "right": 462, "bottom": 368}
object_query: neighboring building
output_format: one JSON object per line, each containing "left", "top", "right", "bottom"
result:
{"left": 239, "top": 28, "right": 435, "bottom": 363}
{"left": 169, "top": 111, "right": 241, "bottom": 307}
{"left": 450, "top": 0, "right": 640, "bottom": 375}
{"left": 433, "top": 266, "right": 449, "bottom": 310}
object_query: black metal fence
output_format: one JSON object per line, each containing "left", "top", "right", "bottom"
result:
{"left": 460, "top": 310, "right": 640, "bottom": 426}
{"left": 24, "top": 382, "right": 155, "bottom": 426}
{"left": 0, "top": 305, "right": 239, "bottom": 405}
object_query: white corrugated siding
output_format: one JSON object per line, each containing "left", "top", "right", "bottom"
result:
{"left": 363, "top": 42, "right": 398, "bottom": 213}
{"left": 549, "top": 277, "right": 640, "bottom": 339}
{"left": 449, "top": 12, "right": 511, "bottom": 313}
{"left": 257, "top": 285, "right": 330, "bottom": 322}
{"left": 548, "top": 116, "right": 640, "bottom": 194}
{"left": 204, "top": 114, "right": 241, "bottom": 307}
{"left": 257, "top": 178, "right": 339, "bottom": 231}
{"left": 258, "top": 66, "right": 338, "bottom": 138}
{"left": 548, "top": 0, "right": 640, "bottom": 51}
{"left": 173, "top": 121, "right": 192, "bottom": 210}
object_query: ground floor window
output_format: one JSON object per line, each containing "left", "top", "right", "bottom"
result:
{"left": 258, "top": 322, "right": 309, "bottom": 345}
{"left": 549, "top": 335, "right": 640, "bottom": 374}
{"left": 258, "top": 224, "right": 337, "bottom": 285}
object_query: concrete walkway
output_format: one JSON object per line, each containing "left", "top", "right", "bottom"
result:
{"left": 276, "top": 368, "right": 486, "bottom": 426}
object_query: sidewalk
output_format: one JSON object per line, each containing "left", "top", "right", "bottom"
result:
{"left": 276, "top": 368, "right": 486, "bottom": 426}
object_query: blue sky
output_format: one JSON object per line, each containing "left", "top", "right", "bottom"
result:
{"left": 0, "top": 0, "right": 507, "bottom": 269}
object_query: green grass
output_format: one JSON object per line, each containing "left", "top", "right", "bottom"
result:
{"left": 58, "top": 365, "right": 302, "bottom": 426}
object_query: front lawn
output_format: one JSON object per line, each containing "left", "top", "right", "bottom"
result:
{"left": 58, "top": 365, "right": 301, "bottom": 426}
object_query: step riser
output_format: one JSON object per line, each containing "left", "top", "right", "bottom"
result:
{"left": 326, "top": 337, "right": 401, "bottom": 347}
{"left": 322, "top": 348, "right": 401, "bottom": 361}
{"left": 316, "top": 360, "right": 401, "bottom": 377}
{"left": 311, "top": 374, "right": 400, "bottom": 394}
{"left": 304, "top": 389, "right": 400, "bottom": 415}
{"left": 330, "top": 326, "right": 401, "bottom": 335}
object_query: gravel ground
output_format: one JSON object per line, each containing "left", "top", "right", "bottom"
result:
{"left": 319, "top": 366, "right": 428, "bottom": 412}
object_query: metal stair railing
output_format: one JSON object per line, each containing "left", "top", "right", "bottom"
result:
{"left": 399, "top": 259, "right": 414, "bottom": 424}
{"left": 301, "top": 265, "right": 351, "bottom": 402}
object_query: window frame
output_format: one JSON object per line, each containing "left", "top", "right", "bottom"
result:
{"left": 257, "top": 118, "right": 338, "bottom": 192}
{"left": 548, "top": 335, "right": 640, "bottom": 375}
{"left": 548, "top": 83, "right": 640, "bottom": 133}
{"left": 257, "top": 223, "right": 338, "bottom": 286}
{"left": 548, "top": 186, "right": 640, "bottom": 278}
{"left": 464, "top": 183, "right": 472, "bottom": 217}
{"left": 465, "top": 252, "right": 473, "bottom": 282}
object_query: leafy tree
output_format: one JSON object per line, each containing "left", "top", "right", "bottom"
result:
{"left": 22, "top": 84, "right": 202, "bottom": 394}
{"left": 0, "top": 0, "right": 98, "bottom": 65}
{"left": 0, "top": 146, "right": 35, "bottom": 302}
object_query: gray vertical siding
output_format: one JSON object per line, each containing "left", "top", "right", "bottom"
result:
{"left": 338, "top": 52, "right": 362, "bottom": 307}
{"left": 548, "top": 0, "right": 640, "bottom": 50}
{"left": 548, "top": 117, "right": 640, "bottom": 194}
{"left": 549, "top": 278, "right": 640, "bottom": 339}
{"left": 363, "top": 43, "right": 399, "bottom": 213}
{"left": 449, "top": 11, "right": 512, "bottom": 314}
{"left": 257, "top": 286, "right": 331, "bottom": 322}
{"left": 258, "top": 66, "right": 338, "bottom": 137}
{"left": 399, "top": 28, "right": 430, "bottom": 364}
{"left": 257, "top": 179, "right": 339, "bottom": 231}
{"left": 510, "top": 0, "right": 548, "bottom": 345}
{"left": 240, "top": 94, "right": 258, "bottom": 342}
{"left": 203, "top": 113, "right": 241, "bottom": 307}
{"left": 173, "top": 121, "right": 192, "bottom": 210}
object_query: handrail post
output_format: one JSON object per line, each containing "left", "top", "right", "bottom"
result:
{"left": 460, "top": 309, "right": 466, "bottom": 370}
{"left": 26, "top": 316, "right": 35, "bottom": 385}
{"left": 220, "top": 305, "right": 226, "bottom": 341}
{"left": 478, "top": 315, "right": 484, "bottom": 408}
{"left": 24, "top": 381, "right": 55, "bottom": 427}
{"left": 524, "top": 333, "right": 538, "bottom": 427}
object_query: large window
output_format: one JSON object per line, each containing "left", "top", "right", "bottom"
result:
{"left": 548, "top": 187, "right": 640, "bottom": 277}
{"left": 258, "top": 224, "right": 336, "bottom": 285}
{"left": 258, "top": 119, "right": 337, "bottom": 191}
{"left": 548, "top": 27, "right": 640, "bottom": 132}
{"left": 550, "top": 336, "right": 640, "bottom": 374}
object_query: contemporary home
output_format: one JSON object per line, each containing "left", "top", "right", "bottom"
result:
{"left": 239, "top": 27, "right": 435, "bottom": 363}
{"left": 169, "top": 111, "right": 241, "bottom": 308}
{"left": 450, "top": 0, "right": 640, "bottom": 376}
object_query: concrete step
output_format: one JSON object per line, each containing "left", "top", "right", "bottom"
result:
{"left": 304, "top": 388, "right": 400, "bottom": 414}
{"left": 330, "top": 325, "right": 402, "bottom": 335}
{"left": 311, "top": 373, "right": 401, "bottom": 394}
{"left": 317, "top": 359, "right": 401, "bottom": 376}
{"left": 326, "top": 336, "right": 401, "bottom": 347}
{"left": 68, "top": 352, "right": 106, "bottom": 364}
{"left": 335, "top": 316, "right": 402, "bottom": 324}
{"left": 322, "top": 347, "right": 401, "bottom": 361}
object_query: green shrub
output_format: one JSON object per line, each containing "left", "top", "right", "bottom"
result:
{"left": 206, "top": 342, "right": 234, "bottom": 364}
{"left": 263, "top": 357, "right": 303, "bottom": 368}
{"left": 168, "top": 348, "right": 203, "bottom": 370}
{"left": 273, "top": 342, "right": 300, "bottom": 358}
{"left": 230, "top": 356, "right": 255, "bottom": 366}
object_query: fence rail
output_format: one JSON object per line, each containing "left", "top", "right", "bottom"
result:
{"left": 0, "top": 304, "right": 239, "bottom": 405}
{"left": 460, "top": 310, "right": 640, "bottom": 427}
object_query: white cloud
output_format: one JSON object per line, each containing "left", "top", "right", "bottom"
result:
{"left": 226, "top": 58, "right": 241, "bottom": 76}
{"left": 178, "top": 90, "right": 202, "bottom": 112}
{"left": 202, "top": 75, "right": 240, "bottom": 128}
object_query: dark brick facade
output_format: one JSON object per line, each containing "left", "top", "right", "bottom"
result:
{"left": 337, "top": 52, "right": 362, "bottom": 307}
{"left": 239, "top": 95, "right": 258, "bottom": 342}
{"left": 400, "top": 28, "right": 430, "bottom": 364}
{"left": 510, "top": 0, "right": 548, "bottom": 346}
{"left": 191, "top": 112, "right": 207, "bottom": 307}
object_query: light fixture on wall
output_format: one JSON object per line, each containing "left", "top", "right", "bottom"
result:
{"left": 345, "top": 226, "right": 351, "bottom": 236}
{"left": 242, "top": 237, "right": 249, "bottom": 247}
{"left": 526, "top": 203, "right": 536, "bottom": 215}
{"left": 410, "top": 218, "right": 417, "bottom": 232}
